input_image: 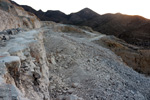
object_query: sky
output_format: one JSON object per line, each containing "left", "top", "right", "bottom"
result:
{"left": 13, "top": 0, "right": 150, "bottom": 19}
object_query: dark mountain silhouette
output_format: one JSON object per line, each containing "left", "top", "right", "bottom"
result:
{"left": 67, "top": 8, "right": 100, "bottom": 24}
{"left": 19, "top": 4, "right": 150, "bottom": 48}
{"left": 19, "top": 5, "right": 68, "bottom": 23}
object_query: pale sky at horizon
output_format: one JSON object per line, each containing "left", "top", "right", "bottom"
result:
{"left": 13, "top": 0, "right": 150, "bottom": 19}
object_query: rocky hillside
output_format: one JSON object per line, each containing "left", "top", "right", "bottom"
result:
{"left": 0, "top": 0, "right": 150, "bottom": 100}
{"left": 0, "top": 20, "right": 150, "bottom": 100}
{"left": 93, "top": 35, "right": 150, "bottom": 75}
{"left": 0, "top": 0, "right": 41, "bottom": 31}
{"left": 21, "top": 5, "right": 150, "bottom": 48}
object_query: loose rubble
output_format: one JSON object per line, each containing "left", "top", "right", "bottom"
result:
{"left": 0, "top": 22, "right": 150, "bottom": 100}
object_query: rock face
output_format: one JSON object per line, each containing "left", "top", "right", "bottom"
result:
{"left": 0, "top": 30, "right": 50, "bottom": 100}
{"left": 0, "top": 0, "right": 41, "bottom": 31}
{"left": 0, "top": 9, "right": 22, "bottom": 31}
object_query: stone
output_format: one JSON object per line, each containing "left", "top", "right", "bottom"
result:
{"left": 67, "top": 89, "right": 74, "bottom": 94}
{"left": 0, "top": 52, "right": 10, "bottom": 57}
{"left": 72, "top": 83, "right": 79, "bottom": 88}
{"left": 58, "top": 95, "right": 83, "bottom": 100}
{"left": 33, "top": 72, "right": 41, "bottom": 79}
{"left": 50, "top": 85, "right": 56, "bottom": 90}
{"left": 50, "top": 56, "right": 57, "bottom": 65}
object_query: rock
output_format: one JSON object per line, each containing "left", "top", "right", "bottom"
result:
{"left": 0, "top": 31, "right": 7, "bottom": 35}
{"left": 7, "top": 29, "right": 17, "bottom": 35}
{"left": 8, "top": 46, "right": 27, "bottom": 61}
{"left": 5, "top": 35, "right": 9, "bottom": 40}
{"left": 0, "top": 84, "right": 28, "bottom": 100}
{"left": 2, "top": 36, "right": 6, "bottom": 40}
{"left": 0, "top": 56, "right": 20, "bottom": 63}
{"left": 33, "top": 72, "right": 41, "bottom": 79}
{"left": 0, "top": 77, "right": 5, "bottom": 85}
{"left": 65, "top": 95, "right": 80, "bottom": 100}
{"left": 50, "top": 85, "right": 56, "bottom": 90}
{"left": 72, "top": 83, "right": 79, "bottom": 88}
{"left": 0, "top": 35, "right": 9, "bottom": 41}
{"left": 50, "top": 56, "right": 57, "bottom": 65}
{"left": 57, "top": 95, "right": 83, "bottom": 100}
{"left": 67, "top": 89, "right": 74, "bottom": 94}
{"left": 0, "top": 52, "right": 10, "bottom": 57}
{"left": 2, "top": 56, "right": 21, "bottom": 77}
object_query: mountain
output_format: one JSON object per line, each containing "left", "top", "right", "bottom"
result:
{"left": 79, "top": 13, "right": 150, "bottom": 47}
{"left": 67, "top": 8, "right": 100, "bottom": 24}
{"left": 20, "top": 5, "right": 150, "bottom": 48}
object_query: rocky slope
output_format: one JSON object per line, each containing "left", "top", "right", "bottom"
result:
{"left": 93, "top": 35, "right": 150, "bottom": 75}
{"left": 0, "top": 0, "right": 41, "bottom": 31}
{"left": 20, "top": 5, "right": 150, "bottom": 48}
{"left": 0, "top": 0, "right": 150, "bottom": 100}
{"left": 0, "top": 21, "right": 150, "bottom": 100}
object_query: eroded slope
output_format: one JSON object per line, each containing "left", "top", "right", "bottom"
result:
{"left": 0, "top": 22, "right": 150, "bottom": 100}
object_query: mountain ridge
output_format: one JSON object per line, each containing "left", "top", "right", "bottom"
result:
{"left": 19, "top": 4, "right": 150, "bottom": 48}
